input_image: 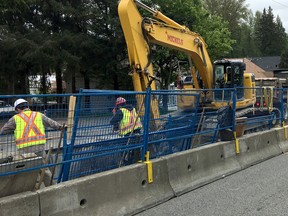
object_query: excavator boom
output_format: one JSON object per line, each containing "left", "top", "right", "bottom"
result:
{"left": 118, "top": 0, "right": 213, "bottom": 91}
{"left": 118, "top": 0, "right": 256, "bottom": 119}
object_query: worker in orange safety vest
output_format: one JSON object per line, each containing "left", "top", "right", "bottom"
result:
{"left": 0, "top": 98, "right": 64, "bottom": 186}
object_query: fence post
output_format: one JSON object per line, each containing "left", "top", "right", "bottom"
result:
{"left": 279, "top": 87, "right": 284, "bottom": 126}
{"left": 142, "top": 88, "right": 151, "bottom": 160}
{"left": 61, "top": 91, "right": 82, "bottom": 182}
{"left": 232, "top": 87, "right": 237, "bottom": 131}
{"left": 57, "top": 127, "right": 67, "bottom": 183}
{"left": 167, "top": 115, "right": 173, "bottom": 153}
{"left": 232, "top": 87, "right": 240, "bottom": 154}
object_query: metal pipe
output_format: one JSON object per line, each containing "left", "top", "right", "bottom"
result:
{"left": 134, "top": 0, "right": 186, "bottom": 30}
{"left": 134, "top": 0, "right": 156, "bottom": 14}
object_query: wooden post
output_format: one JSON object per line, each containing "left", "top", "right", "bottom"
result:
{"left": 67, "top": 96, "right": 76, "bottom": 141}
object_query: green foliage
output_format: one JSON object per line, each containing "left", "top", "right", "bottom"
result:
{"left": 196, "top": 14, "right": 235, "bottom": 60}
{"left": 203, "top": 0, "right": 249, "bottom": 35}
{"left": 0, "top": 0, "right": 128, "bottom": 93}
{"left": 203, "top": 0, "right": 250, "bottom": 57}
{"left": 0, "top": 0, "right": 286, "bottom": 94}
{"left": 148, "top": 0, "right": 234, "bottom": 60}
{"left": 140, "top": 0, "right": 235, "bottom": 89}
{"left": 280, "top": 49, "right": 288, "bottom": 68}
{"left": 203, "top": 1, "right": 288, "bottom": 58}
{"left": 254, "top": 7, "right": 287, "bottom": 56}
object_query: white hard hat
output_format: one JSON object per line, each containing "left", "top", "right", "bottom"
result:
{"left": 14, "top": 98, "right": 28, "bottom": 110}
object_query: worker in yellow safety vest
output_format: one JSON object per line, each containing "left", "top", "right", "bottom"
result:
{"left": 0, "top": 98, "right": 64, "bottom": 186}
{"left": 110, "top": 97, "right": 142, "bottom": 136}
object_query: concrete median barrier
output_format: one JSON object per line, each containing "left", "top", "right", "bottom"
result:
{"left": 1, "top": 128, "right": 287, "bottom": 215}
{"left": 276, "top": 126, "right": 288, "bottom": 153}
{"left": 166, "top": 141, "right": 241, "bottom": 196}
{"left": 0, "top": 191, "right": 39, "bottom": 216}
{"left": 38, "top": 158, "right": 174, "bottom": 216}
{"left": 0, "top": 171, "right": 39, "bottom": 198}
{"left": 0, "top": 157, "right": 43, "bottom": 198}
{"left": 237, "top": 130, "right": 282, "bottom": 169}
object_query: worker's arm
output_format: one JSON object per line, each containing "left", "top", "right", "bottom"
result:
{"left": 0, "top": 117, "right": 16, "bottom": 135}
{"left": 110, "top": 109, "right": 123, "bottom": 131}
{"left": 41, "top": 113, "right": 63, "bottom": 130}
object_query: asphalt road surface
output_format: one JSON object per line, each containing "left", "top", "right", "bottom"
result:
{"left": 136, "top": 153, "right": 288, "bottom": 216}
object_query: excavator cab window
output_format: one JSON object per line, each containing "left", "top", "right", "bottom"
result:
{"left": 214, "top": 64, "right": 229, "bottom": 100}
{"left": 214, "top": 65, "right": 234, "bottom": 89}
{"left": 214, "top": 65, "right": 225, "bottom": 88}
{"left": 232, "top": 63, "right": 244, "bottom": 99}
{"left": 213, "top": 61, "right": 245, "bottom": 101}
{"left": 225, "top": 66, "right": 232, "bottom": 87}
{"left": 232, "top": 65, "right": 243, "bottom": 87}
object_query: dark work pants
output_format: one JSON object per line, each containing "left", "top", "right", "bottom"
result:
{"left": 123, "top": 129, "right": 142, "bottom": 164}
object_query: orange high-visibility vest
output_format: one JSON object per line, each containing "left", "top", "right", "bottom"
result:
{"left": 119, "top": 108, "right": 142, "bottom": 136}
{"left": 14, "top": 110, "right": 46, "bottom": 149}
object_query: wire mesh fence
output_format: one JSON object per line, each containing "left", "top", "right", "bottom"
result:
{"left": 0, "top": 87, "right": 287, "bottom": 189}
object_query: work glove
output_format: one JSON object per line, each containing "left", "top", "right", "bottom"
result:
{"left": 60, "top": 123, "right": 67, "bottom": 130}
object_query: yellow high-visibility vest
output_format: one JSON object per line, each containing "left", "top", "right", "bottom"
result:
{"left": 119, "top": 108, "right": 142, "bottom": 136}
{"left": 14, "top": 110, "right": 46, "bottom": 149}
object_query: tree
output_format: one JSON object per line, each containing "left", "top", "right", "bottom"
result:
{"left": 202, "top": 0, "right": 250, "bottom": 57}
{"left": 91, "top": 0, "right": 130, "bottom": 90}
{"left": 138, "top": 0, "right": 234, "bottom": 92}
{"left": 280, "top": 49, "right": 288, "bottom": 68}
{"left": 203, "top": 0, "right": 249, "bottom": 36}
{"left": 0, "top": 0, "right": 243, "bottom": 93}
{"left": 146, "top": 0, "right": 234, "bottom": 60}
{"left": 254, "top": 7, "right": 288, "bottom": 56}
{"left": 0, "top": 0, "right": 129, "bottom": 93}
{"left": 274, "top": 16, "right": 288, "bottom": 51}
{"left": 0, "top": 0, "right": 37, "bottom": 94}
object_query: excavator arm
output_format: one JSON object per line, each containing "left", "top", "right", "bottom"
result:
{"left": 118, "top": 0, "right": 271, "bottom": 140}
{"left": 118, "top": 0, "right": 214, "bottom": 91}
{"left": 118, "top": 0, "right": 155, "bottom": 93}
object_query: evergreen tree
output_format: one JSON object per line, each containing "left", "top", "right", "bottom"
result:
{"left": 0, "top": 0, "right": 37, "bottom": 94}
{"left": 254, "top": 7, "right": 287, "bottom": 56}
{"left": 0, "top": 0, "right": 128, "bottom": 93}
{"left": 90, "top": 0, "right": 130, "bottom": 90}
{"left": 235, "top": 12, "right": 260, "bottom": 57}
{"left": 274, "top": 16, "right": 288, "bottom": 51}
{"left": 280, "top": 49, "right": 288, "bottom": 68}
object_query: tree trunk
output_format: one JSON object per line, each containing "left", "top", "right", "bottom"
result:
{"left": 84, "top": 71, "right": 90, "bottom": 89}
{"left": 72, "top": 70, "right": 76, "bottom": 93}
{"left": 41, "top": 70, "right": 47, "bottom": 104}
{"left": 83, "top": 71, "right": 90, "bottom": 108}
{"left": 41, "top": 73, "right": 47, "bottom": 94}
{"left": 56, "top": 62, "right": 63, "bottom": 94}
{"left": 55, "top": 62, "right": 63, "bottom": 103}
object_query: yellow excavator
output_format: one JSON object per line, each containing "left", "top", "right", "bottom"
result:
{"left": 118, "top": 0, "right": 279, "bottom": 136}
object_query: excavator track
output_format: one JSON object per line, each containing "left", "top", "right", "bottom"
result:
{"left": 235, "top": 107, "right": 281, "bottom": 134}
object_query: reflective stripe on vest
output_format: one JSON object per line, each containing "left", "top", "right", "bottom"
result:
{"left": 14, "top": 111, "right": 46, "bottom": 149}
{"left": 119, "top": 108, "right": 142, "bottom": 136}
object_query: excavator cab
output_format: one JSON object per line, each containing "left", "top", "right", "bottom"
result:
{"left": 213, "top": 60, "right": 245, "bottom": 101}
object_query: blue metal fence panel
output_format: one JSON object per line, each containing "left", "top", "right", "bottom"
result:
{"left": 0, "top": 87, "right": 287, "bottom": 184}
{"left": 60, "top": 90, "right": 146, "bottom": 181}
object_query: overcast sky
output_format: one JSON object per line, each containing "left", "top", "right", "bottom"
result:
{"left": 246, "top": 0, "right": 288, "bottom": 33}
